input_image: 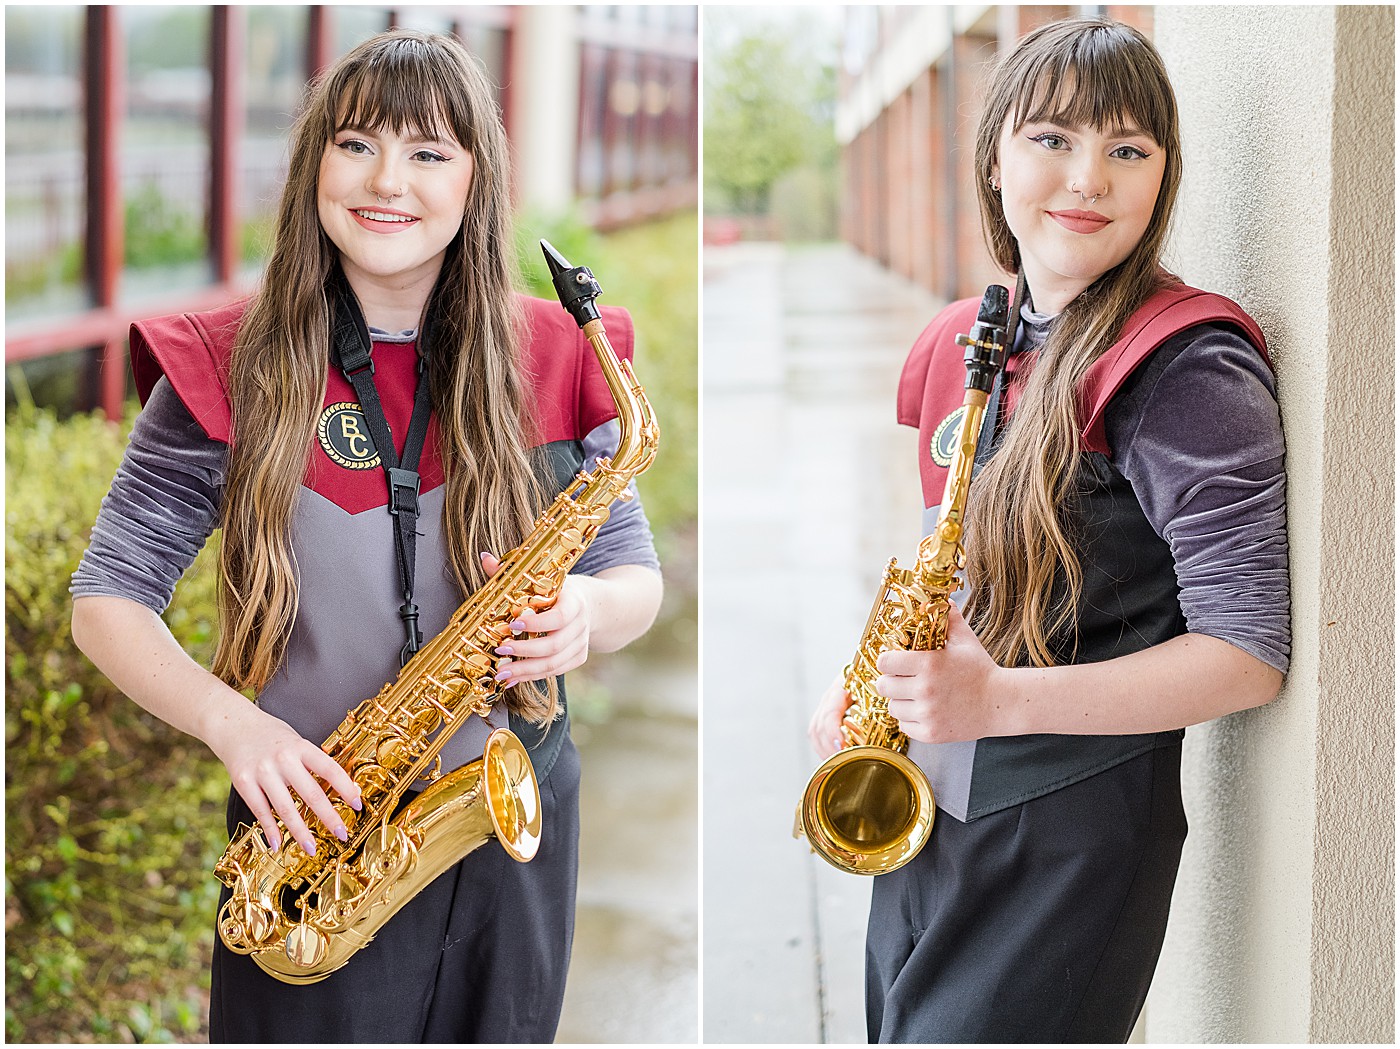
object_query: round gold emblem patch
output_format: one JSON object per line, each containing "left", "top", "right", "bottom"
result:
{"left": 317, "top": 402, "right": 381, "bottom": 469}
{"left": 929, "top": 406, "right": 967, "bottom": 468}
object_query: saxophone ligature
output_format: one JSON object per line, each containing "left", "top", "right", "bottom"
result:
{"left": 795, "top": 285, "right": 1010, "bottom": 875}
{"left": 213, "top": 242, "right": 659, "bottom": 982}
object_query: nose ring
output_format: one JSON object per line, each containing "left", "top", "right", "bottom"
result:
{"left": 1072, "top": 181, "right": 1105, "bottom": 206}
{"left": 374, "top": 187, "right": 405, "bottom": 206}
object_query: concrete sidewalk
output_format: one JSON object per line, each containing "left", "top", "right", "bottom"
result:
{"left": 558, "top": 604, "right": 699, "bottom": 1042}
{"left": 702, "top": 242, "right": 941, "bottom": 1043}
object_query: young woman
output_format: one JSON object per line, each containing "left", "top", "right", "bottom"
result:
{"left": 809, "top": 19, "right": 1288, "bottom": 1043}
{"left": 70, "top": 30, "right": 662, "bottom": 1042}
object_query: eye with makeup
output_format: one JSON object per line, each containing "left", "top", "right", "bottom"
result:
{"left": 1028, "top": 131, "right": 1070, "bottom": 151}
{"left": 332, "top": 136, "right": 452, "bottom": 164}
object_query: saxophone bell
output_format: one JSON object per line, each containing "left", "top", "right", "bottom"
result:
{"left": 798, "top": 745, "right": 935, "bottom": 875}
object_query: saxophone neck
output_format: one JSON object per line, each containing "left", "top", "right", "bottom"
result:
{"left": 916, "top": 281, "right": 1011, "bottom": 582}
{"left": 581, "top": 320, "right": 659, "bottom": 477}
{"left": 917, "top": 389, "right": 986, "bottom": 581}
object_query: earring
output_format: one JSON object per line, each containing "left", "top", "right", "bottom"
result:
{"left": 989, "top": 176, "right": 1001, "bottom": 192}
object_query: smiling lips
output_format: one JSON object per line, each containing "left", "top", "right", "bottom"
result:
{"left": 1047, "top": 209, "right": 1111, "bottom": 234}
{"left": 350, "top": 206, "right": 420, "bottom": 232}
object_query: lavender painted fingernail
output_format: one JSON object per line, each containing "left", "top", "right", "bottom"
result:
{"left": 510, "top": 619, "right": 527, "bottom": 632}
{"left": 334, "top": 825, "right": 348, "bottom": 842}
{"left": 496, "top": 645, "right": 514, "bottom": 656}
{"left": 496, "top": 668, "right": 513, "bottom": 682}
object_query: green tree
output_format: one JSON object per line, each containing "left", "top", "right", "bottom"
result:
{"left": 703, "top": 26, "right": 836, "bottom": 218}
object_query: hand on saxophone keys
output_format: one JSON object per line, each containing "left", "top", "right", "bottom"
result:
{"left": 480, "top": 551, "right": 664, "bottom": 688}
{"left": 808, "top": 672, "right": 854, "bottom": 759}
{"left": 872, "top": 603, "right": 1007, "bottom": 745}
{"left": 478, "top": 551, "right": 593, "bottom": 687}
{"left": 211, "top": 705, "right": 363, "bottom": 857}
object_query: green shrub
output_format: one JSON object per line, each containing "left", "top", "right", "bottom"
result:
{"left": 5, "top": 395, "right": 227, "bottom": 1043}
{"left": 124, "top": 181, "right": 206, "bottom": 270}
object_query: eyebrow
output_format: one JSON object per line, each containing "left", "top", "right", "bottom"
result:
{"left": 1024, "top": 118, "right": 1157, "bottom": 143}
{"left": 336, "top": 125, "right": 456, "bottom": 148}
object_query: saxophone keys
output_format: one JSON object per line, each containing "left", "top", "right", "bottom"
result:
{"left": 361, "top": 821, "right": 413, "bottom": 878}
{"left": 460, "top": 651, "right": 493, "bottom": 677}
{"left": 219, "top": 892, "right": 277, "bottom": 949}
{"left": 468, "top": 696, "right": 496, "bottom": 719}
{"left": 284, "top": 921, "right": 329, "bottom": 970}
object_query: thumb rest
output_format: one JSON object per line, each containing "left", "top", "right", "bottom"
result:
{"left": 214, "top": 242, "right": 659, "bottom": 982}
{"left": 795, "top": 285, "right": 1010, "bottom": 875}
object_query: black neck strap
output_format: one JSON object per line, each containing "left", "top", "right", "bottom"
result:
{"left": 329, "top": 272, "right": 435, "bottom": 666}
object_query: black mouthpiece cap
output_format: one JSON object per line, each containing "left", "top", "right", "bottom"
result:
{"left": 541, "top": 239, "right": 603, "bottom": 328}
{"left": 976, "top": 284, "right": 1009, "bottom": 329}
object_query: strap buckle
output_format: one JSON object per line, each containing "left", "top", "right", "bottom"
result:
{"left": 339, "top": 340, "right": 375, "bottom": 377}
{"left": 387, "top": 467, "right": 420, "bottom": 517}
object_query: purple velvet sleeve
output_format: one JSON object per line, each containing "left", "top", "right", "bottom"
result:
{"left": 70, "top": 377, "right": 226, "bottom": 613}
{"left": 1105, "top": 325, "right": 1291, "bottom": 673}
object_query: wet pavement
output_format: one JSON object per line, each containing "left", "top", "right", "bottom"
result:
{"left": 557, "top": 600, "right": 699, "bottom": 1043}
{"left": 702, "top": 242, "right": 942, "bottom": 1043}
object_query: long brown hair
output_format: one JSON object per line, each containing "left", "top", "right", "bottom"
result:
{"left": 963, "top": 19, "right": 1183, "bottom": 667}
{"left": 216, "top": 30, "right": 555, "bottom": 721}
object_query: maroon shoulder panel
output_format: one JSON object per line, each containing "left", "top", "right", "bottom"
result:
{"left": 896, "top": 295, "right": 993, "bottom": 506}
{"left": 129, "top": 298, "right": 247, "bottom": 443}
{"left": 896, "top": 295, "right": 982, "bottom": 430}
{"left": 1078, "top": 287, "right": 1268, "bottom": 454}
{"left": 898, "top": 282, "right": 1269, "bottom": 507}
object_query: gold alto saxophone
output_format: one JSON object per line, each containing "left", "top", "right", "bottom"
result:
{"left": 213, "top": 242, "right": 659, "bottom": 983}
{"left": 796, "top": 285, "right": 1010, "bottom": 874}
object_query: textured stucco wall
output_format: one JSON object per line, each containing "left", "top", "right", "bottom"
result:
{"left": 1309, "top": 6, "right": 1394, "bottom": 1042}
{"left": 1150, "top": 6, "right": 1394, "bottom": 1042}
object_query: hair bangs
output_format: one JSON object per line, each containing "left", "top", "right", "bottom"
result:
{"left": 329, "top": 38, "right": 466, "bottom": 148}
{"left": 1011, "top": 26, "right": 1175, "bottom": 147}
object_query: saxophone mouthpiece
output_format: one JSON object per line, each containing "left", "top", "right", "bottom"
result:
{"left": 976, "top": 284, "right": 1009, "bottom": 328}
{"left": 958, "top": 284, "right": 1012, "bottom": 393}
{"left": 540, "top": 239, "right": 603, "bottom": 329}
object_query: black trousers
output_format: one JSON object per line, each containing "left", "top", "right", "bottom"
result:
{"left": 210, "top": 737, "right": 581, "bottom": 1043}
{"left": 866, "top": 743, "right": 1187, "bottom": 1044}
